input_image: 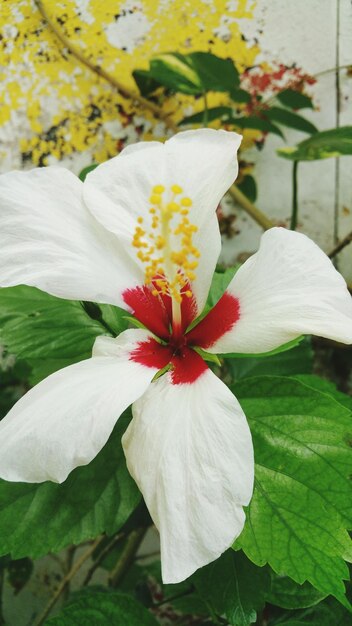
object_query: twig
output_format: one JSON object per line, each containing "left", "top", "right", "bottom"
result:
{"left": 62, "top": 545, "right": 76, "bottom": 602}
{"left": 229, "top": 185, "right": 275, "bottom": 230}
{"left": 83, "top": 533, "right": 124, "bottom": 586}
{"left": 328, "top": 230, "right": 352, "bottom": 258}
{"left": 314, "top": 64, "right": 352, "bottom": 78}
{"left": 154, "top": 586, "right": 194, "bottom": 608}
{"left": 290, "top": 160, "right": 299, "bottom": 230}
{"left": 33, "top": 537, "right": 102, "bottom": 626}
{"left": 33, "top": 0, "right": 178, "bottom": 132}
{"left": 109, "top": 527, "right": 147, "bottom": 588}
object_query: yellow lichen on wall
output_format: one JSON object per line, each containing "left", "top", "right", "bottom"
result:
{"left": 0, "top": 0, "right": 258, "bottom": 169}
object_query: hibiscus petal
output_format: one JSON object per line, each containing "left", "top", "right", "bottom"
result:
{"left": 123, "top": 369, "right": 254, "bottom": 583}
{"left": 84, "top": 129, "right": 242, "bottom": 313}
{"left": 0, "top": 330, "right": 158, "bottom": 484}
{"left": 0, "top": 167, "right": 143, "bottom": 306}
{"left": 207, "top": 228, "right": 352, "bottom": 355}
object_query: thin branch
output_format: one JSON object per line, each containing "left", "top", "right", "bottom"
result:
{"left": 33, "top": 538, "right": 102, "bottom": 626}
{"left": 33, "top": 0, "right": 178, "bottom": 132}
{"left": 328, "top": 229, "right": 352, "bottom": 258}
{"left": 83, "top": 533, "right": 124, "bottom": 586}
{"left": 154, "top": 586, "right": 194, "bottom": 608}
{"left": 109, "top": 527, "right": 147, "bottom": 588}
{"left": 229, "top": 185, "right": 275, "bottom": 230}
{"left": 290, "top": 160, "right": 299, "bottom": 230}
{"left": 62, "top": 545, "right": 76, "bottom": 603}
{"left": 314, "top": 63, "right": 352, "bottom": 78}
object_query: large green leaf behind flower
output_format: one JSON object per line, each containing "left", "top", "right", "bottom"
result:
{"left": 233, "top": 376, "right": 352, "bottom": 605}
{"left": 0, "top": 285, "right": 127, "bottom": 384}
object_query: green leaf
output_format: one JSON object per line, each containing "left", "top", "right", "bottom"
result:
{"left": 276, "top": 89, "right": 314, "bottom": 110}
{"left": 178, "top": 106, "right": 233, "bottom": 126}
{"left": 78, "top": 164, "right": 98, "bottom": 182}
{"left": 230, "top": 88, "right": 252, "bottom": 104}
{"left": 265, "top": 107, "right": 318, "bottom": 134}
{"left": 269, "top": 597, "right": 352, "bottom": 626}
{"left": 149, "top": 53, "right": 203, "bottom": 95}
{"left": 132, "top": 69, "right": 162, "bottom": 97}
{"left": 149, "top": 51, "right": 239, "bottom": 95}
{"left": 233, "top": 376, "right": 352, "bottom": 604}
{"left": 188, "top": 51, "right": 240, "bottom": 92}
{"left": 0, "top": 361, "right": 29, "bottom": 419}
{"left": 0, "top": 286, "right": 109, "bottom": 384}
{"left": 237, "top": 175, "right": 257, "bottom": 203}
{"left": 0, "top": 412, "right": 140, "bottom": 559}
{"left": 46, "top": 590, "right": 159, "bottom": 626}
{"left": 277, "top": 126, "right": 352, "bottom": 161}
{"left": 224, "top": 337, "right": 313, "bottom": 379}
{"left": 207, "top": 266, "right": 239, "bottom": 308}
{"left": 228, "top": 116, "right": 284, "bottom": 138}
{"left": 267, "top": 574, "right": 326, "bottom": 609}
{"left": 293, "top": 374, "right": 352, "bottom": 412}
{"left": 193, "top": 550, "right": 271, "bottom": 626}
{"left": 88, "top": 303, "right": 129, "bottom": 337}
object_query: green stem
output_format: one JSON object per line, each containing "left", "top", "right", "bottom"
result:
{"left": 290, "top": 160, "right": 299, "bottom": 230}
{"left": 0, "top": 569, "right": 5, "bottom": 626}
{"left": 109, "top": 527, "right": 147, "bottom": 588}
{"left": 203, "top": 91, "right": 209, "bottom": 127}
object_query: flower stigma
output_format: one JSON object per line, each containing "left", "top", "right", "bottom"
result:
{"left": 132, "top": 184, "right": 200, "bottom": 330}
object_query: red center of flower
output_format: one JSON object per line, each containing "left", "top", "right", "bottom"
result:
{"left": 123, "top": 285, "right": 240, "bottom": 385}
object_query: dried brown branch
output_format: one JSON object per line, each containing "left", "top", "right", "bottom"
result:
{"left": 328, "top": 230, "right": 352, "bottom": 259}
{"left": 33, "top": 537, "right": 102, "bottom": 626}
{"left": 83, "top": 532, "right": 124, "bottom": 586}
{"left": 229, "top": 185, "right": 275, "bottom": 230}
{"left": 33, "top": 0, "right": 178, "bottom": 132}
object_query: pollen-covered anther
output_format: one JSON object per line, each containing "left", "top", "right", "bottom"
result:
{"left": 132, "top": 183, "right": 200, "bottom": 300}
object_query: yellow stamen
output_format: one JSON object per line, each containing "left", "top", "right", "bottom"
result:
{"left": 132, "top": 183, "right": 200, "bottom": 310}
{"left": 153, "top": 184, "right": 165, "bottom": 194}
